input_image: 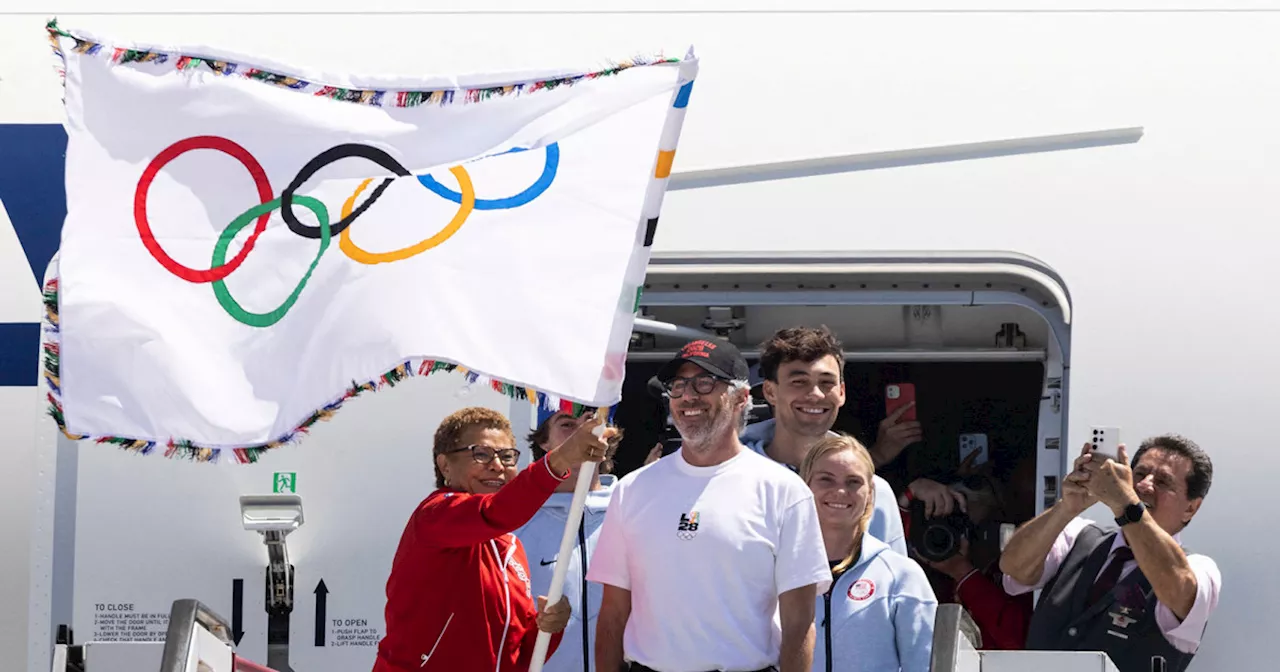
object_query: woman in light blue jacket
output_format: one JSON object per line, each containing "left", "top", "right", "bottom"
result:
{"left": 800, "top": 433, "right": 937, "bottom": 672}
{"left": 512, "top": 408, "right": 622, "bottom": 672}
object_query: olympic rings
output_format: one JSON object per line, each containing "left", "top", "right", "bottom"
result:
{"left": 280, "top": 144, "right": 412, "bottom": 240}
{"left": 338, "top": 166, "right": 476, "bottom": 265}
{"left": 135, "top": 135, "right": 558, "bottom": 327}
{"left": 417, "top": 143, "right": 558, "bottom": 210}
{"left": 134, "top": 136, "right": 275, "bottom": 284}
{"left": 211, "top": 195, "right": 330, "bottom": 328}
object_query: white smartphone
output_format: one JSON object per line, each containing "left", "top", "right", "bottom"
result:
{"left": 1090, "top": 426, "right": 1121, "bottom": 462}
{"left": 959, "top": 433, "right": 989, "bottom": 466}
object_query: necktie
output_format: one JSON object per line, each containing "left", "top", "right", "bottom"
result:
{"left": 1087, "top": 546, "right": 1134, "bottom": 606}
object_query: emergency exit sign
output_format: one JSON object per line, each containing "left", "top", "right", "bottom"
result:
{"left": 273, "top": 472, "right": 297, "bottom": 493}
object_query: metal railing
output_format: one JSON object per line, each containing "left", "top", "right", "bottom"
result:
{"left": 158, "top": 599, "right": 232, "bottom": 672}
{"left": 930, "top": 604, "right": 983, "bottom": 672}
{"left": 156, "top": 597, "right": 283, "bottom": 672}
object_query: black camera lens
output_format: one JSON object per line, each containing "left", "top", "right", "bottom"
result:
{"left": 909, "top": 499, "right": 968, "bottom": 563}
{"left": 923, "top": 524, "right": 957, "bottom": 558}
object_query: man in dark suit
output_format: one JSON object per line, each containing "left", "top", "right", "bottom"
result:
{"left": 999, "top": 434, "right": 1220, "bottom": 672}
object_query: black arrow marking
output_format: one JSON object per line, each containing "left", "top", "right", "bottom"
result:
{"left": 314, "top": 579, "right": 328, "bottom": 647}
{"left": 232, "top": 579, "right": 244, "bottom": 646}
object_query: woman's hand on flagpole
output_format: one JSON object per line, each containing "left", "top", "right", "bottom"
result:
{"left": 535, "top": 595, "right": 572, "bottom": 634}
{"left": 545, "top": 411, "right": 614, "bottom": 476}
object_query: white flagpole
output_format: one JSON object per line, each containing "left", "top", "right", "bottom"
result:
{"left": 528, "top": 47, "right": 698, "bottom": 672}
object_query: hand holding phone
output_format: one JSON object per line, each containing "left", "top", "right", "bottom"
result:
{"left": 1089, "top": 426, "right": 1120, "bottom": 463}
{"left": 885, "top": 383, "right": 917, "bottom": 422}
{"left": 959, "top": 433, "right": 989, "bottom": 468}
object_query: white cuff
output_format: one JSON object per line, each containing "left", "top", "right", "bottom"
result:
{"left": 543, "top": 456, "right": 568, "bottom": 480}
{"left": 953, "top": 568, "right": 980, "bottom": 594}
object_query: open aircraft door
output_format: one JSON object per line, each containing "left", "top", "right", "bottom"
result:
{"left": 612, "top": 252, "right": 1073, "bottom": 515}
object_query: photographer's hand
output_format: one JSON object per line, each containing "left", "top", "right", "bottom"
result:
{"left": 905, "top": 478, "right": 968, "bottom": 518}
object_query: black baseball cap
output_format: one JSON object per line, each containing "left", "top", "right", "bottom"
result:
{"left": 656, "top": 338, "right": 750, "bottom": 384}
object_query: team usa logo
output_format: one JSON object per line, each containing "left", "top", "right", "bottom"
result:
{"left": 676, "top": 511, "right": 700, "bottom": 540}
{"left": 848, "top": 578, "right": 875, "bottom": 601}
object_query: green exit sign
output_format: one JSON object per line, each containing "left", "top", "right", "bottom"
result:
{"left": 273, "top": 472, "right": 297, "bottom": 493}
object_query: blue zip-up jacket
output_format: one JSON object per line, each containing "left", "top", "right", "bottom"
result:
{"left": 741, "top": 419, "right": 907, "bottom": 556}
{"left": 511, "top": 474, "right": 616, "bottom": 672}
{"left": 815, "top": 532, "right": 937, "bottom": 672}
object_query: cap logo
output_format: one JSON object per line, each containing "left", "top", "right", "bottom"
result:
{"left": 680, "top": 340, "right": 717, "bottom": 359}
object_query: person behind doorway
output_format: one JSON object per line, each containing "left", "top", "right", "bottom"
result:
{"left": 588, "top": 338, "right": 832, "bottom": 672}
{"left": 899, "top": 459, "right": 1033, "bottom": 650}
{"left": 801, "top": 433, "right": 936, "bottom": 672}
{"left": 373, "top": 407, "right": 614, "bottom": 672}
{"left": 1000, "top": 435, "right": 1221, "bottom": 672}
{"left": 513, "top": 408, "right": 624, "bottom": 672}
{"left": 740, "top": 325, "right": 910, "bottom": 555}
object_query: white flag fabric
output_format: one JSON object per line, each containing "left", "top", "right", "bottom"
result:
{"left": 42, "top": 21, "right": 696, "bottom": 461}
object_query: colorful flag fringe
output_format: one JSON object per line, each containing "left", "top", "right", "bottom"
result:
{"left": 44, "top": 19, "right": 678, "bottom": 109}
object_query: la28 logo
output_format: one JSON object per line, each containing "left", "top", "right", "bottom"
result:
{"left": 676, "top": 512, "right": 700, "bottom": 540}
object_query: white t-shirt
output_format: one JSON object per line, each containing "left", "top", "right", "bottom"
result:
{"left": 585, "top": 446, "right": 832, "bottom": 672}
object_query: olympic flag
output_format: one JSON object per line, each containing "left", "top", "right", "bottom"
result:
{"left": 42, "top": 21, "right": 697, "bottom": 460}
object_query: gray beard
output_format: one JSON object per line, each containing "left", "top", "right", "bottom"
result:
{"left": 680, "top": 396, "right": 736, "bottom": 452}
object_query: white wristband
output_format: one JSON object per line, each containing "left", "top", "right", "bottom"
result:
{"left": 543, "top": 455, "right": 568, "bottom": 480}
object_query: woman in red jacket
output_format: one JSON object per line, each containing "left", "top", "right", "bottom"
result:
{"left": 374, "top": 406, "right": 612, "bottom": 672}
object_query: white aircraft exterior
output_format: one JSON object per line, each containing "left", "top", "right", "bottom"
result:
{"left": 0, "top": 2, "right": 1272, "bottom": 671}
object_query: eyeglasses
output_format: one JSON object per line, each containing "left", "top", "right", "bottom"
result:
{"left": 449, "top": 444, "right": 520, "bottom": 467}
{"left": 665, "top": 373, "right": 723, "bottom": 398}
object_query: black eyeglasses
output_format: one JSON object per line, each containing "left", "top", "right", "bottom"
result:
{"left": 665, "top": 373, "right": 723, "bottom": 398}
{"left": 449, "top": 444, "right": 520, "bottom": 467}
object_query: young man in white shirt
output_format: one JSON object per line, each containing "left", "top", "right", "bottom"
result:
{"left": 587, "top": 338, "right": 832, "bottom": 672}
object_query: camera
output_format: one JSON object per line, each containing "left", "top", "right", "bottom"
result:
{"left": 908, "top": 499, "right": 1000, "bottom": 563}
{"left": 909, "top": 499, "right": 971, "bottom": 562}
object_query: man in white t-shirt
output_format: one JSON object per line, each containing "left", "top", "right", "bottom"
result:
{"left": 586, "top": 338, "right": 832, "bottom": 672}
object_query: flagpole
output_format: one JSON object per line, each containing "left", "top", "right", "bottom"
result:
{"left": 528, "top": 48, "right": 698, "bottom": 672}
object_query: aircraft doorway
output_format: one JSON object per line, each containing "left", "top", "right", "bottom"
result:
{"left": 613, "top": 250, "right": 1072, "bottom": 541}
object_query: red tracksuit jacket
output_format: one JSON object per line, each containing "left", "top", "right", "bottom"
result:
{"left": 373, "top": 456, "right": 568, "bottom": 672}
